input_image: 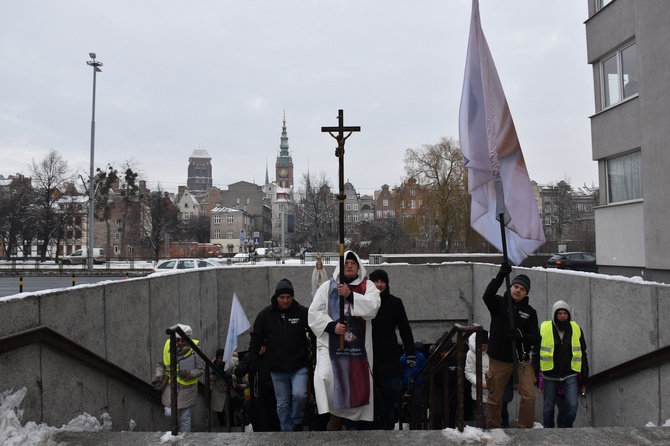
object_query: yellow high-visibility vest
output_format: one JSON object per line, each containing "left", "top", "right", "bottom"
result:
{"left": 539, "top": 321, "right": 582, "bottom": 372}
{"left": 163, "top": 338, "right": 200, "bottom": 386}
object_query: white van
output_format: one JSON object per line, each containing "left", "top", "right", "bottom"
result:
{"left": 62, "top": 248, "right": 106, "bottom": 265}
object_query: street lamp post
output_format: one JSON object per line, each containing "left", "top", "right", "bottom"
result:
{"left": 86, "top": 53, "right": 102, "bottom": 271}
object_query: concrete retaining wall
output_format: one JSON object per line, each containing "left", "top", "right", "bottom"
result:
{"left": 1, "top": 262, "right": 669, "bottom": 430}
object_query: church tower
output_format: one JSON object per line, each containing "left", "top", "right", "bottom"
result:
{"left": 275, "top": 112, "right": 294, "bottom": 189}
{"left": 187, "top": 149, "right": 212, "bottom": 192}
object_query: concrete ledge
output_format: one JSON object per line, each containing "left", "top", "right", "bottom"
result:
{"left": 53, "top": 426, "right": 670, "bottom": 446}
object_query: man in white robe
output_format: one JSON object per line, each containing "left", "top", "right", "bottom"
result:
{"left": 308, "top": 250, "right": 381, "bottom": 427}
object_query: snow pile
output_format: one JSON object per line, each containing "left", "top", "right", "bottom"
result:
{"left": 441, "top": 426, "right": 510, "bottom": 443}
{"left": 0, "top": 387, "right": 110, "bottom": 446}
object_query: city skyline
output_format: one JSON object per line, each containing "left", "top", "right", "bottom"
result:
{"left": 1, "top": 1, "right": 597, "bottom": 196}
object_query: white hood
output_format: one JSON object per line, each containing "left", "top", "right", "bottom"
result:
{"left": 331, "top": 250, "right": 367, "bottom": 286}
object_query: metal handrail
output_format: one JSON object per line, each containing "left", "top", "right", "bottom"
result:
{"left": 588, "top": 344, "right": 670, "bottom": 387}
{"left": 165, "top": 324, "right": 241, "bottom": 435}
{"left": 399, "top": 324, "right": 485, "bottom": 432}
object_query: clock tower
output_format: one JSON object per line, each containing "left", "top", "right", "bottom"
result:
{"left": 275, "top": 112, "right": 294, "bottom": 188}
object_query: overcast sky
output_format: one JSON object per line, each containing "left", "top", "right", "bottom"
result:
{"left": 1, "top": 0, "right": 597, "bottom": 196}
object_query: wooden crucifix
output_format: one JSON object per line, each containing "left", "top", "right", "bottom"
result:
{"left": 322, "top": 109, "right": 361, "bottom": 351}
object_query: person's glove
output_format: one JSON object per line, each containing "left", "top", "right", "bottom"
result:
{"left": 506, "top": 328, "right": 522, "bottom": 341}
{"left": 405, "top": 355, "right": 417, "bottom": 368}
{"left": 497, "top": 262, "right": 512, "bottom": 279}
{"left": 178, "top": 370, "right": 191, "bottom": 380}
{"left": 152, "top": 381, "right": 162, "bottom": 391}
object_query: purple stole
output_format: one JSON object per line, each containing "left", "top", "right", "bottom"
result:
{"left": 327, "top": 277, "right": 370, "bottom": 409}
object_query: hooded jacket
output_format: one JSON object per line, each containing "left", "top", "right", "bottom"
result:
{"left": 483, "top": 273, "right": 540, "bottom": 362}
{"left": 247, "top": 288, "right": 312, "bottom": 373}
{"left": 371, "top": 282, "right": 415, "bottom": 382}
{"left": 540, "top": 300, "right": 589, "bottom": 382}
{"left": 308, "top": 250, "right": 381, "bottom": 421}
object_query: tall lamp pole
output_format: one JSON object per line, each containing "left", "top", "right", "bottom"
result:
{"left": 86, "top": 53, "right": 102, "bottom": 271}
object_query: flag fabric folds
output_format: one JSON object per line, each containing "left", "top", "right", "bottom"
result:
{"left": 458, "top": 0, "right": 545, "bottom": 265}
{"left": 223, "top": 292, "right": 251, "bottom": 371}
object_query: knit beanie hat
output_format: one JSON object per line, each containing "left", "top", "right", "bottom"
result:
{"left": 274, "top": 278, "right": 294, "bottom": 297}
{"left": 511, "top": 274, "right": 531, "bottom": 294}
{"left": 369, "top": 269, "right": 389, "bottom": 284}
{"left": 346, "top": 251, "right": 359, "bottom": 266}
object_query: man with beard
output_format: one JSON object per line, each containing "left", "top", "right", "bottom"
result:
{"left": 308, "top": 250, "right": 381, "bottom": 430}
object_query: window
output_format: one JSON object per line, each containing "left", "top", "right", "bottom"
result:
{"left": 410, "top": 189, "right": 415, "bottom": 196}
{"left": 345, "top": 203, "right": 352, "bottom": 211}
{"left": 410, "top": 200, "right": 416, "bottom": 209}
{"left": 601, "top": 42, "right": 637, "bottom": 108}
{"left": 376, "top": 210, "right": 382, "bottom": 219}
{"left": 599, "top": 0, "right": 614, "bottom": 10}
{"left": 214, "top": 230, "right": 221, "bottom": 238}
{"left": 214, "top": 214, "right": 221, "bottom": 224}
{"left": 382, "top": 199, "right": 388, "bottom": 207}
{"left": 184, "top": 203, "right": 189, "bottom": 208}
{"left": 227, "top": 230, "right": 234, "bottom": 238}
{"left": 116, "top": 218, "right": 122, "bottom": 226}
{"left": 114, "top": 233, "right": 120, "bottom": 240}
{"left": 128, "top": 246, "right": 134, "bottom": 254}
{"left": 114, "top": 245, "right": 119, "bottom": 254}
{"left": 607, "top": 151, "right": 642, "bottom": 203}
{"left": 227, "top": 215, "right": 234, "bottom": 224}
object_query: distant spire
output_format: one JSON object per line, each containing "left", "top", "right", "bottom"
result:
{"left": 279, "top": 111, "right": 289, "bottom": 156}
{"left": 265, "top": 158, "right": 269, "bottom": 184}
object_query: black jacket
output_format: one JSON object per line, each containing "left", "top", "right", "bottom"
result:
{"left": 483, "top": 275, "right": 540, "bottom": 362}
{"left": 372, "top": 287, "right": 415, "bottom": 381}
{"left": 247, "top": 296, "right": 313, "bottom": 373}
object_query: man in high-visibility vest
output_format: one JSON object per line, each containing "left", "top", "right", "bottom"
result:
{"left": 538, "top": 301, "right": 589, "bottom": 428}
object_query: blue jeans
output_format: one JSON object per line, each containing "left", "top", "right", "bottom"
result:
{"left": 271, "top": 367, "right": 308, "bottom": 432}
{"left": 543, "top": 375, "right": 578, "bottom": 428}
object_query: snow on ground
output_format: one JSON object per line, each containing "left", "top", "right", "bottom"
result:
{"left": 3, "top": 387, "right": 670, "bottom": 444}
{"left": 0, "top": 387, "right": 112, "bottom": 446}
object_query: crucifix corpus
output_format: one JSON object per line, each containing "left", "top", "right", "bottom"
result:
{"left": 321, "top": 109, "right": 361, "bottom": 351}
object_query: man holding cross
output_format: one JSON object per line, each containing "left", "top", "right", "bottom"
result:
{"left": 308, "top": 250, "right": 381, "bottom": 429}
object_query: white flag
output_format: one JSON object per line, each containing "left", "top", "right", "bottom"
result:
{"left": 459, "top": 0, "right": 545, "bottom": 265}
{"left": 222, "top": 292, "right": 251, "bottom": 371}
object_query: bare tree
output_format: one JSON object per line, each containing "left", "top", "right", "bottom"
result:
{"left": 403, "top": 137, "right": 471, "bottom": 252}
{"left": 139, "top": 185, "right": 180, "bottom": 261}
{"left": 93, "top": 165, "right": 119, "bottom": 259}
{"left": 543, "top": 180, "right": 575, "bottom": 242}
{"left": 30, "top": 150, "right": 71, "bottom": 260}
{"left": 0, "top": 178, "right": 34, "bottom": 259}
{"left": 118, "top": 162, "right": 142, "bottom": 254}
{"left": 179, "top": 214, "right": 211, "bottom": 243}
{"left": 291, "top": 172, "right": 338, "bottom": 253}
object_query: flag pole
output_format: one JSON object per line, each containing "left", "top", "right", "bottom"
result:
{"left": 494, "top": 174, "right": 519, "bottom": 386}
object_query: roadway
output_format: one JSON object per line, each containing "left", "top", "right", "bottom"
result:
{"left": 0, "top": 275, "right": 134, "bottom": 298}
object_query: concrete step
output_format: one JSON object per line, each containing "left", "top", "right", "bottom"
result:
{"left": 53, "top": 426, "right": 670, "bottom": 446}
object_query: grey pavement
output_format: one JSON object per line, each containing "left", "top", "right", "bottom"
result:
{"left": 54, "top": 426, "right": 670, "bottom": 446}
